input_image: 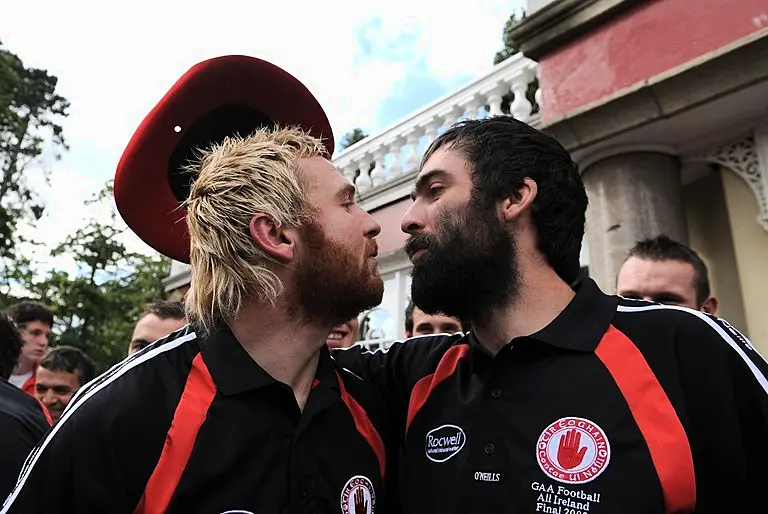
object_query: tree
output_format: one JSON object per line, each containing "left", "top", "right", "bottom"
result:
{"left": 25, "top": 182, "right": 171, "bottom": 372}
{"left": 0, "top": 41, "right": 70, "bottom": 294}
{"left": 340, "top": 128, "right": 368, "bottom": 150}
{"left": 494, "top": 11, "right": 527, "bottom": 65}
{"left": 492, "top": 11, "right": 539, "bottom": 116}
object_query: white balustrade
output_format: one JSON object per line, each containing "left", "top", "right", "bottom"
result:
{"left": 334, "top": 52, "right": 540, "bottom": 198}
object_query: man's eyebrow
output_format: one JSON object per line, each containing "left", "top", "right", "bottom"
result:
{"left": 336, "top": 183, "right": 357, "bottom": 201}
{"left": 411, "top": 169, "right": 450, "bottom": 200}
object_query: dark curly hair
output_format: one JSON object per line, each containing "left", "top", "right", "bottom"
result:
{"left": 5, "top": 301, "right": 54, "bottom": 329}
{"left": 0, "top": 313, "right": 23, "bottom": 380}
{"left": 421, "top": 116, "right": 587, "bottom": 284}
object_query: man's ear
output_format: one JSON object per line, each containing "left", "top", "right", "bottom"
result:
{"left": 498, "top": 177, "right": 538, "bottom": 223}
{"left": 701, "top": 296, "right": 719, "bottom": 316}
{"left": 249, "top": 214, "right": 296, "bottom": 262}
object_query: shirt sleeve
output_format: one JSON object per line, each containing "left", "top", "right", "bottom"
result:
{"left": 332, "top": 335, "right": 459, "bottom": 422}
{"left": 675, "top": 313, "right": 768, "bottom": 509}
{"left": 1, "top": 405, "right": 132, "bottom": 514}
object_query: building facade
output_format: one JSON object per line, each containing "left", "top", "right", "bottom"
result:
{"left": 164, "top": 0, "right": 768, "bottom": 351}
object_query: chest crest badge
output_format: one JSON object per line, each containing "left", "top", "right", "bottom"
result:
{"left": 536, "top": 417, "right": 610, "bottom": 484}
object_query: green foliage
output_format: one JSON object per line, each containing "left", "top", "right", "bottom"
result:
{"left": 0, "top": 43, "right": 169, "bottom": 373}
{"left": 494, "top": 11, "right": 527, "bottom": 65}
{"left": 340, "top": 128, "right": 368, "bottom": 150}
{"left": 0, "top": 41, "right": 69, "bottom": 292}
{"left": 27, "top": 183, "right": 171, "bottom": 372}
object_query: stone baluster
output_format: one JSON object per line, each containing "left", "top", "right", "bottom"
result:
{"left": 535, "top": 87, "right": 543, "bottom": 111}
{"left": 370, "top": 147, "right": 387, "bottom": 187}
{"left": 485, "top": 85, "right": 507, "bottom": 117}
{"left": 423, "top": 118, "right": 442, "bottom": 146}
{"left": 462, "top": 95, "right": 482, "bottom": 120}
{"left": 387, "top": 137, "right": 404, "bottom": 177}
{"left": 342, "top": 163, "right": 358, "bottom": 185}
{"left": 508, "top": 72, "right": 534, "bottom": 121}
{"left": 355, "top": 155, "right": 373, "bottom": 194}
{"left": 404, "top": 127, "right": 424, "bottom": 172}
{"left": 533, "top": 64, "right": 543, "bottom": 112}
{"left": 442, "top": 105, "right": 463, "bottom": 127}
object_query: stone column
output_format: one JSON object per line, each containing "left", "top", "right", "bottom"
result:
{"left": 583, "top": 152, "right": 687, "bottom": 292}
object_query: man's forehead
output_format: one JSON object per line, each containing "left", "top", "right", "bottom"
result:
{"left": 418, "top": 146, "right": 471, "bottom": 180}
{"left": 299, "top": 156, "right": 350, "bottom": 190}
{"left": 37, "top": 367, "right": 77, "bottom": 381}
{"left": 620, "top": 257, "right": 697, "bottom": 288}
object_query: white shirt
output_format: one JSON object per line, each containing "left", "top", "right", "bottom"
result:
{"left": 8, "top": 371, "right": 32, "bottom": 389}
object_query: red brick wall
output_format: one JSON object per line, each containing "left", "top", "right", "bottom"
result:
{"left": 540, "top": 0, "right": 768, "bottom": 121}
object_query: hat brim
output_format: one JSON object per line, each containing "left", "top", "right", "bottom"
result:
{"left": 114, "top": 55, "right": 334, "bottom": 263}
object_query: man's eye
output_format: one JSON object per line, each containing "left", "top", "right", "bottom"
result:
{"left": 429, "top": 185, "right": 444, "bottom": 197}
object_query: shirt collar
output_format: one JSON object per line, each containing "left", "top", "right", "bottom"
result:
{"left": 529, "top": 278, "right": 617, "bottom": 352}
{"left": 201, "top": 325, "right": 339, "bottom": 395}
{"left": 469, "top": 278, "right": 617, "bottom": 354}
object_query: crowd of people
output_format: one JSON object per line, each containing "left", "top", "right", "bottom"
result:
{"left": 0, "top": 54, "right": 766, "bottom": 514}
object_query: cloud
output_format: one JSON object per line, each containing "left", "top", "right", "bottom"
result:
{"left": 0, "top": 0, "right": 523, "bottom": 270}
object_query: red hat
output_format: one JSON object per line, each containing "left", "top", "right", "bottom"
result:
{"left": 114, "top": 55, "right": 335, "bottom": 263}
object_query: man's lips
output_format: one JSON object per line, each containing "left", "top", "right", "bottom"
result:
{"left": 410, "top": 249, "right": 427, "bottom": 262}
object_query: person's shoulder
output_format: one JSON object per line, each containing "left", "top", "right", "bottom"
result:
{"left": 0, "top": 379, "right": 47, "bottom": 428}
{"left": 613, "top": 297, "right": 754, "bottom": 356}
{"left": 614, "top": 297, "right": 710, "bottom": 331}
{"left": 370, "top": 332, "right": 466, "bottom": 358}
{"left": 62, "top": 325, "right": 202, "bottom": 429}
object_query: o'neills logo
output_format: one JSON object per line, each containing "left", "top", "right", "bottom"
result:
{"left": 425, "top": 424, "right": 466, "bottom": 463}
{"left": 536, "top": 417, "right": 610, "bottom": 484}
{"left": 340, "top": 475, "right": 375, "bottom": 514}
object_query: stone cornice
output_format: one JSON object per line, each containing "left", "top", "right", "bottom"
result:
{"left": 509, "top": 0, "right": 645, "bottom": 60}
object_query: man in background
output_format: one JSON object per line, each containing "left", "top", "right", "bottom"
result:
{"left": 0, "top": 313, "right": 50, "bottom": 500}
{"left": 616, "top": 234, "right": 718, "bottom": 314}
{"left": 404, "top": 300, "right": 464, "bottom": 337}
{"left": 128, "top": 300, "right": 186, "bottom": 355}
{"left": 5, "top": 302, "right": 54, "bottom": 395}
{"left": 326, "top": 317, "right": 359, "bottom": 349}
{"left": 35, "top": 346, "right": 95, "bottom": 424}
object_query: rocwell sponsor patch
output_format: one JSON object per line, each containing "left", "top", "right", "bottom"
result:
{"left": 425, "top": 424, "right": 466, "bottom": 463}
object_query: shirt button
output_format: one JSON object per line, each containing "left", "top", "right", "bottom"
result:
{"left": 490, "top": 387, "right": 502, "bottom": 399}
{"left": 484, "top": 443, "right": 495, "bottom": 455}
{"left": 299, "top": 486, "right": 308, "bottom": 498}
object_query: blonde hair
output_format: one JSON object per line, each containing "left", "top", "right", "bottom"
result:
{"left": 183, "top": 126, "right": 328, "bottom": 329}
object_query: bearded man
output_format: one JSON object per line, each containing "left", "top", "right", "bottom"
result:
{"left": 335, "top": 116, "right": 768, "bottom": 514}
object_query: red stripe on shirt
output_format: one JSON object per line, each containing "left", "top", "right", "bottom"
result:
{"left": 595, "top": 325, "right": 696, "bottom": 514}
{"left": 133, "top": 353, "right": 217, "bottom": 514}
{"left": 406, "top": 344, "right": 470, "bottom": 435}
{"left": 336, "top": 371, "right": 386, "bottom": 479}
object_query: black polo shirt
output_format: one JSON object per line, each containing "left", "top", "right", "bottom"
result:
{"left": 0, "top": 379, "right": 50, "bottom": 502}
{"left": 334, "top": 279, "right": 768, "bottom": 513}
{"left": 1, "top": 325, "right": 388, "bottom": 514}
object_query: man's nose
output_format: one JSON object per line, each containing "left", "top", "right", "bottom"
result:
{"left": 401, "top": 201, "right": 425, "bottom": 235}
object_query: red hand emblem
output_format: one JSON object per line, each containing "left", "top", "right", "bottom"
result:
{"left": 354, "top": 488, "right": 368, "bottom": 514}
{"left": 557, "top": 429, "right": 588, "bottom": 470}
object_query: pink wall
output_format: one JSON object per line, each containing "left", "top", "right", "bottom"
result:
{"left": 370, "top": 198, "right": 410, "bottom": 255}
{"left": 540, "top": 0, "right": 767, "bottom": 122}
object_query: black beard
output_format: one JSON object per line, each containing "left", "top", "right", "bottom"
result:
{"left": 293, "top": 222, "right": 384, "bottom": 326}
{"left": 407, "top": 199, "right": 518, "bottom": 322}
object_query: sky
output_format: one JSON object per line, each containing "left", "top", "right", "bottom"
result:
{"left": 1, "top": 0, "right": 524, "bottom": 276}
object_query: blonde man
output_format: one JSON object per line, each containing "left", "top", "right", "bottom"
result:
{"left": 4, "top": 94, "right": 389, "bottom": 514}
